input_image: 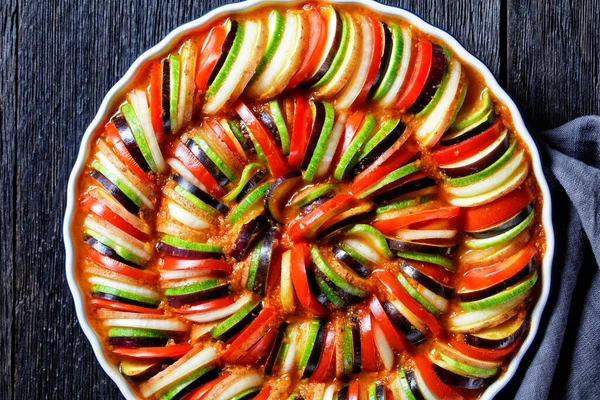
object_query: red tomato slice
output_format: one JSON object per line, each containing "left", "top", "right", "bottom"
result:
{"left": 236, "top": 325, "right": 278, "bottom": 364}
{"left": 105, "top": 121, "right": 156, "bottom": 190}
{"left": 287, "top": 6, "right": 325, "bottom": 88}
{"left": 203, "top": 119, "right": 244, "bottom": 171}
{"left": 410, "top": 262, "right": 452, "bottom": 286}
{"left": 288, "top": 194, "right": 355, "bottom": 240}
{"left": 149, "top": 62, "right": 165, "bottom": 144}
{"left": 332, "top": 110, "right": 365, "bottom": 168}
{"left": 111, "top": 344, "right": 192, "bottom": 359}
{"left": 90, "top": 298, "right": 163, "bottom": 314}
{"left": 236, "top": 101, "right": 289, "bottom": 178}
{"left": 464, "top": 184, "right": 535, "bottom": 232}
{"left": 82, "top": 195, "right": 147, "bottom": 241}
{"left": 368, "top": 296, "right": 406, "bottom": 352}
{"left": 311, "top": 323, "right": 336, "bottom": 382}
{"left": 414, "top": 353, "right": 464, "bottom": 400}
{"left": 350, "top": 146, "right": 417, "bottom": 195}
{"left": 449, "top": 336, "right": 522, "bottom": 361}
{"left": 170, "top": 140, "right": 225, "bottom": 197}
{"left": 288, "top": 94, "right": 311, "bottom": 169}
{"left": 171, "top": 296, "right": 235, "bottom": 314}
{"left": 374, "top": 270, "right": 443, "bottom": 337}
{"left": 222, "top": 307, "right": 278, "bottom": 362}
{"left": 291, "top": 242, "right": 326, "bottom": 315}
{"left": 359, "top": 312, "right": 379, "bottom": 372}
{"left": 195, "top": 25, "right": 227, "bottom": 92}
{"left": 355, "top": 17, "right": 384, "bottom": 104}
{"left": 348, "top": 381, "right": 360, "bottom": 400}
{"left": 87, "top": 249, "right": 158, "bottom": 282}
{"left": 161, "top": 257, "right": 232, "bottom": 273}
{"left": 206, "top": 118, "right": 245, "bottom": 166}
{"left": 459, "top": 242, "right": 537, "bottom": 291}
{"left": 395, "top": 36, "right": 433, "bottom": 111}
{"left": 252, "top": 385, "right": 273, "bottom": 400}
{"left": 373, "top": 203, "right": 462, "bottom": 234}
{"left": 431, "top": 119, "right": 503, "bottom": 166}
{"left": 183, "top": 373, "right": 231, "bottom": 400}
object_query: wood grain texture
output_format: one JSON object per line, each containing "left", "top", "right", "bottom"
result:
{"left": 0, "top": 0, "right": 598, "bottom": 399}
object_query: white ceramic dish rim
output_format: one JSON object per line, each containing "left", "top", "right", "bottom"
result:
{"left": 63, "top": 0, "right": 555, "bottom": 398}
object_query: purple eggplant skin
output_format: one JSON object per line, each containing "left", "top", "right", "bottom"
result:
{"left": 110, "top": 336, "right": 169, "bottom": 348}
{"left": 375, "top": 383, "right": 385, "bottom": 400}
{"left": 352, "top": 122, "right": 406, "bottom": 176}
{"left": 265, "top": 170, "right": 303, "bottom": 224}
{"left": 308, "top": 264, "right": 330, "bottom": 307}
{"left": 256, "top": 108, "right": 282, "bottom": 145}
{"left": 337, "top": 385, "right": 349, "bottom": 400}
{"left": 160, "top": 59, "right": 172, "bottom": 135}
{"left": 351, "top": 317, "right": 362, "bottom": 373}
{"left": 456, "top": 261, "right": 536, "bottom": 303}
{"left": 313, "top": 267, "right": 358, "bottom": 305}
{"left": 173, "top": 175, "right": 229, "bottom": 214}
{"left": 464, "top": 315, "right": 527, "bottom": 349}
{"left": 399, "top": 261, "right": 453, "bottom": 299}
{"left": 207, "top": 20, "right": 238, "bottom": 86}
{"left": 253, "top": 225, "right": 278, "bottom": 296}
{"left": 113, "top": 114, "right": 150, "bottom": 172}
{"left": 301, "top": 101, "right": 326, "bottom": 169}
{"left": 236, "top": 170, "right": 267, "bottom": 203}
{"left": 316, "top": 207, "right": 374, "bottom": 240}
{"left": 387, "top": 239, "right": 457, "bottom": 257}
{"left": 406, "top": 370, "right": 426, "bottom": 400}
{"left": 304, "top": 10, "right": 343, "bottom": 87}
{"left": 368, "top": 21, "right": 393, "bottom": 99}
{"left": 441, "top": 134, "right": 510, "bottom": 178}
{"left": 333, "top": 246, "right": 371, "bottom": 278}
{"left": 155, "top": 242, "right": 223, "bottom": 260}
{"left": 121, "top": 360, "right": 169, "bottom": 383}
{"left": 264, "top": 322, "right": 288, "bottom": 375}
{"left": 299, "top": 196, "right": 331, "bottom": 216}
{"left": 231, "top": 215, "right": 269, "bottom": 261}
{"left": 186, "top": 139, "right": 230, "bottom": 187}
{"left": 302, "top": 320, "right": 327, "bottom": 378}
{"left": 469, "top": 202, "right": 534, "bottom": 238}
{"left": 166, "top": 283, "right": 230, "bottom": 307}
{"left": 372, "top": 177, "right": 436, "bottom": 205}
{"left": 442, "top": 110, "right": 497, "bottom": 146}
{"left": 85, "top": 236, "right": 141, "bottom": 267}
{"left": 92, "top": 292, "right": 159, "bottom": 309}
{"left": 383, "top": 301, "right": 426, "bottom": 345}
{"left": 433, "top": 364, "right": 495, "bottom": 389}
{"left": 214, "top": 302, "right": 262, "bottom": 342}
{"left": 408, "top": 44, "right": 447, "bottom": 114}
{"left": 90, "top": 170, "right": 140, "bottom": 215}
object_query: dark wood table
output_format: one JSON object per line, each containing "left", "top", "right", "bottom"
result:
{"left": 1, "top": 0, "right": 598, "bottom": 398}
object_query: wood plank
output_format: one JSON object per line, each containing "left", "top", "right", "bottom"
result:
{"left": 507, "top": 0, "right": 600, "bottom": 130}
{"left": 0, "top": 0, "right": 17, "bottom": 398}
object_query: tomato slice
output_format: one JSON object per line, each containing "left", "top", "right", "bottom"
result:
{"left": 288, "top": 194, "right": 355, "bottom": 240}
{"left": 459, "top": 242, "right": 537, "bottom": 291}
{"left": 183, "top": 373, "right": 231, "bottom": 400}
{"left": 149, "top": 62, "right": 165, "bottom": 145}
{"left": 359, "top": 312, "right": 379, "bottom": 372}
{"left": 414, "top": 353, "right": 464, "bottom": 400}
{"left": 373, "top": 202, "right": 462, "bottom": 234}
{"left": 171, "top": 296, "right": 235, "bottom": 314}
{"left": 222, "top": 307, "right": 279, "bottom": 362}
{"left": 355, "top": 17, "right": 384, "bottom": 104}
{"left": 195, "top": 25, "right": 227, "bottom": 92}
{"left": 287, "top": 6, "right": 325, "bottom": 88}
{"left": 105, "top": 121, "right": 156, "bottom": 190}
{"left": 332, "top": 110, "right": 365, "bottom": 168}
{"left": 288, "top": 94, "right": 311, "bottom": 169}
{"left": 236, "top": 325, "right": 278, "bottom": 364}
{"left": 161, "top": 257, "right": 232, "bottom": 273}
{"left": 87, "top": 249, "right": 158, "bottom": 281}
{"left": 368, "top": 296, "right": 406, "bottom": 352}
{"left": 90, "top": 298, "right": 163, "bottom": 314}
{"left": 82, "top": 195, "right": 147, "bottom": 241}
{"left": 350, "top": 146, "right": 417, "bottom": 195}
{"left": 236, "top": 101, "right": 289, "bottom": 178}
{"left": 374, "top": 270, "right": 443, "bottom": 336}
{"left": 252, "top": 385, "right": 273, "bottom": 400}
{"left": 411, "top": 262, "right": 452, "bottom": 286}
{"left": 291, "top": 242, "right": 326, "bottom": 315}
{"left": 348, "top": 381, "right": 360, "bottom": 400}
{"left": 170, "top": 140, "right": 225, "bottom": 197}
{"left": 395, "top": 36, "right": 433, "bottom": 111}
{"left": 464, "top": 184, "right": 535, "bottom": 232}
{"left": 449, "top": 336, "right": 521, "bottom": 361}
{"left": 311, "top": 323, "right": 336, "bottom": 382}
{"left": 111, "top": 344, "right": 192, "bottom": 359}
{"left": 431, "top": 119, "right": 503, "bottom": 165}
{"left": 206, "top": 118, "right": 245, "bottom": 166}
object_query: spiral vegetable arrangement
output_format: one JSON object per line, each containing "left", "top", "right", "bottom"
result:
{"left": 73, "top": 3, "right": 546, "bottom": 399}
